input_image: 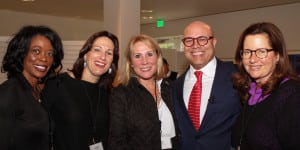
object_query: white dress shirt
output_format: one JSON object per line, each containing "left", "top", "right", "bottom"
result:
{"left": 183, "top": 57, "right": 216, "bottom": 124}
{"left": 157, "top": 80, "right": 176, "bottom": 149}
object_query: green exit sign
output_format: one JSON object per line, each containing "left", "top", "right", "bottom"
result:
{"left": 156, "top": 19, "right": 164, "bottom": 28}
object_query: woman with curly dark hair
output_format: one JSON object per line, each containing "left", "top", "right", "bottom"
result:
{"left": 231, "top": 22, "right": 300, "bottom": 150}
{"left": 42, "top": 30, "right": 119, "bottom": 150}
{"left": 0, "top": 25, "right": 64, "bottom": 150}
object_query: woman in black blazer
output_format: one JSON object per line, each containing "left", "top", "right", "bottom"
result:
{"left": 108, "top": 34, "right": 179, "bottom": 150}
{"left": 0, "top": 25, "right": 64, "bottom": 150}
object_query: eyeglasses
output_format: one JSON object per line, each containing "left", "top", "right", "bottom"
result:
{"left": 240, "top": 48, "right": 274, "bottom": 59}
{"left": 182, "top": 36, "right": 214, "bottom": 47}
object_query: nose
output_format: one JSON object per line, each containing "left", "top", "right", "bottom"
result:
{"left": 142, "top": 56, "right": 148, "bottom": 64}
{"left": 249, "top": 51, "right": 258, "bottom": 63}
{"left": 99, "top": 51, "right": 107, "bottom": 60}
{"left": 38, "top": 52, "right": 47, "bottom": 62}
{"left": 192, "top": 39, "right": 201, "bottom": 48}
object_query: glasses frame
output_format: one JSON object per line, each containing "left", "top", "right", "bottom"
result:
{"left": 182, "top": 36, "right": 214, "bottom": 47}
{"left": 240, "top": 48, "right": 274, "bottom": 59}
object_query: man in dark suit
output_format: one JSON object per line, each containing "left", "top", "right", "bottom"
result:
{"left": 172, "top": 21, "right": 241, "bottom": 150}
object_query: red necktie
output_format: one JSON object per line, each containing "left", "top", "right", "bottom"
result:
{"left": 188, "top": 71, "right": 203, "bottom": 131}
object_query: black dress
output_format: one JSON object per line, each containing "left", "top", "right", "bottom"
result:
{"left": 42, "top": 73, "right": 110, "bottom": 150}
{"left": 0, "top": 74, "right": 49, "bottom": 150}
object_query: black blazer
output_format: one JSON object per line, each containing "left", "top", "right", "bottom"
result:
{"left": 0, "top": 74, "right": 49, "bottom": 150}
{"left": 108, "top": 77, "right": 179, "bottom": 150}
{"left": 172, "top": 59, "right": 241, "bottom": 150}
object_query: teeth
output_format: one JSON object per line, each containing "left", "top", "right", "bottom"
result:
{"left": 95, "top": 62, "right": 105, "bottom": 66}
{"left": 249, "top": 65, "right": 260, "bottom": 70}
{"left": 34, "top": 65, "right": 47, "bottom": 71}
{"left": 140, "top": 67, "right": 151, "bottom": 71}
{"left": 192, "top": 51, "right": 203, "bottom": 56}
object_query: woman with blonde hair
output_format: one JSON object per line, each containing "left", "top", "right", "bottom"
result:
{"left": 109, "top": 34, "right": 179, "bottom": 150}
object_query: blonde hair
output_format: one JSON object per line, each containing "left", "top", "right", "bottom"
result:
{"left": 113, "top": 34, "right": 164, "bottom": 87}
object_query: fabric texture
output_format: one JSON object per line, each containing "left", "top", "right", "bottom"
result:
{"left": 0, "top": 74, "right": 49, "bottom": 150}
{"left": 188, "top": 71, "right": 203, "bottom": 131}
{"left": 108, "top": 77, "right": 179, "bottom": 150}
{"left": 42, "top": 73, "right": 110, "bottom": 150}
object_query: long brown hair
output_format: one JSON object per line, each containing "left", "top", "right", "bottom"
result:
{"left": 233, "top": 22, "right": 299, "bottom": 103}
{"left": 69, "top": 31, "right": 119, "bottom": 88}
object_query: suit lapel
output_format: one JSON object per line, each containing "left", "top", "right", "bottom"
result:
{"left": 198, "top": 59, "right": 228, "bottom": 134}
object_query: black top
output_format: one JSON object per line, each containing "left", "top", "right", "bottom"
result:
{"left": 42, "top": 73, "right": 110, "bottom": 150}
{"left": 167, "top": 71, "right": 178, "bottom": 81}
{"left": 108, "top": 77, "right": 179, "bottom": 150}
{"left": 232, "top": 79, "right": 300, "bottom": 150}
{"left": 0, "top": 74, "right": 49, "bottom": 150}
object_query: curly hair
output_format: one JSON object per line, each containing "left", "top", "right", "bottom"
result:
{"left": 69, "top": 30, "right": 119, "bottom": 89}
{"left": 233, "top": 22, "right": 299, "bottom": 103}
{"left": 1, "top": 25, "right": 64, "bottom": 82}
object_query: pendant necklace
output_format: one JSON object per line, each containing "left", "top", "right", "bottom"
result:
{"left": 32, "top": 83, "right": 42, "bottom": 103}
{"left": 80, "top": 81, "right": 101, "bottom": 145}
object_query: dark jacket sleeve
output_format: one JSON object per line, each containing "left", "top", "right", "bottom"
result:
{"left": 108, "top": 86, "right": 130, "bottom": 150}
{"left": 0, "top": 80, "right": 19, "bottom": 150}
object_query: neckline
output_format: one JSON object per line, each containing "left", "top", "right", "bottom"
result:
{"left": 80, "top": 81, "right": 101, "bottom": 144}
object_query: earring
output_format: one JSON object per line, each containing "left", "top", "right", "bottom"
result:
{"left": 83, "top": 55, "right": 87, "bottom": 67}
{"left": 108, "top": 68, "right": 112, "bottom": 74}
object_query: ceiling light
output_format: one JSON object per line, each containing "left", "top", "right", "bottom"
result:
{"left": 23, "top": 0, "right": 35, "bottom": 1}
{"left": 141, "top": 10, "right": 153, "bottom": 13}
{"left": 142, "top": 16, "right": 153, "bottom": 20}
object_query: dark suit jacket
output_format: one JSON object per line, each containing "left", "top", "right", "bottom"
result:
{"left": 172, "top": 59, "right": 241, "bottom": 150}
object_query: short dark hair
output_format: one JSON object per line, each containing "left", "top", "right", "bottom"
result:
{"left": 1, "top": 25, "right": 64, "bottom": 81}
{"left": 70, "top": 30, "right": 119, "bottom": 88}
{"left": 162, "top": 58, "right": 169, "bottom": 65}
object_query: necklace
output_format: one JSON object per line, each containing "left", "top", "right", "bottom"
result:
{"left": 32, "top": 84, "right": 42, "bottom": 103}
{"left": 154, "top": 82, "right": 161, "bottom": 106}
{"left": 80, "top": 81, "right": 101, "bottom": 144}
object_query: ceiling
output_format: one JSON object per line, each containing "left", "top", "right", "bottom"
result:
{"left": 1, "top": 0, "right": 300, "bottom": 24}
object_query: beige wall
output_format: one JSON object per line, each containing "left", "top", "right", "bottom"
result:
{"left": 0, "top": 10, "right": 103, "bottom": 40}
{"left": 142, "top": 3, "right": 300, "bottom": 61}
{"left": 1, "top": 3, "right": 300, "bottom": 82}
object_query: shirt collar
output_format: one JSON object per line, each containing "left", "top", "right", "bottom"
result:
{"left": 187, "top": 56, "right": 216, "bottom": 78}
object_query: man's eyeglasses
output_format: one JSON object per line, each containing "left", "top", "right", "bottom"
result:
{"left": 182, "top": 36, "right": 214, "bottom": 47}
{"left": 240, "top": 48, "right": 274, "bottom": 59}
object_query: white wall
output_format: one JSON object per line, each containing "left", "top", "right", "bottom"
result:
{"left": 0, "top": 37, "right": 84, "bottom": 83}
{"left": 1, "top": 3, "right": 300, "bottom": 80}
{"left": 142, "top": 3, "right": 300, "bottom": 61}
{"left": 0, "top": 10, "right": 103, "bottom": 40}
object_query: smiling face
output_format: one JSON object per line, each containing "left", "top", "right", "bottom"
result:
{"left": 82, "top": 36, "right": 114, "bottom": 82}
{"left": 183, "top": 21, "right": 217, "bottom": 70}
{"left": 242, "top": 33, "right": 279, "bottom": 84}
{"left": 22, "top": 35, "right": 54, "bottom": 85}
{"left": 131, "top": 41, "right": 158, "bottom": 82}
